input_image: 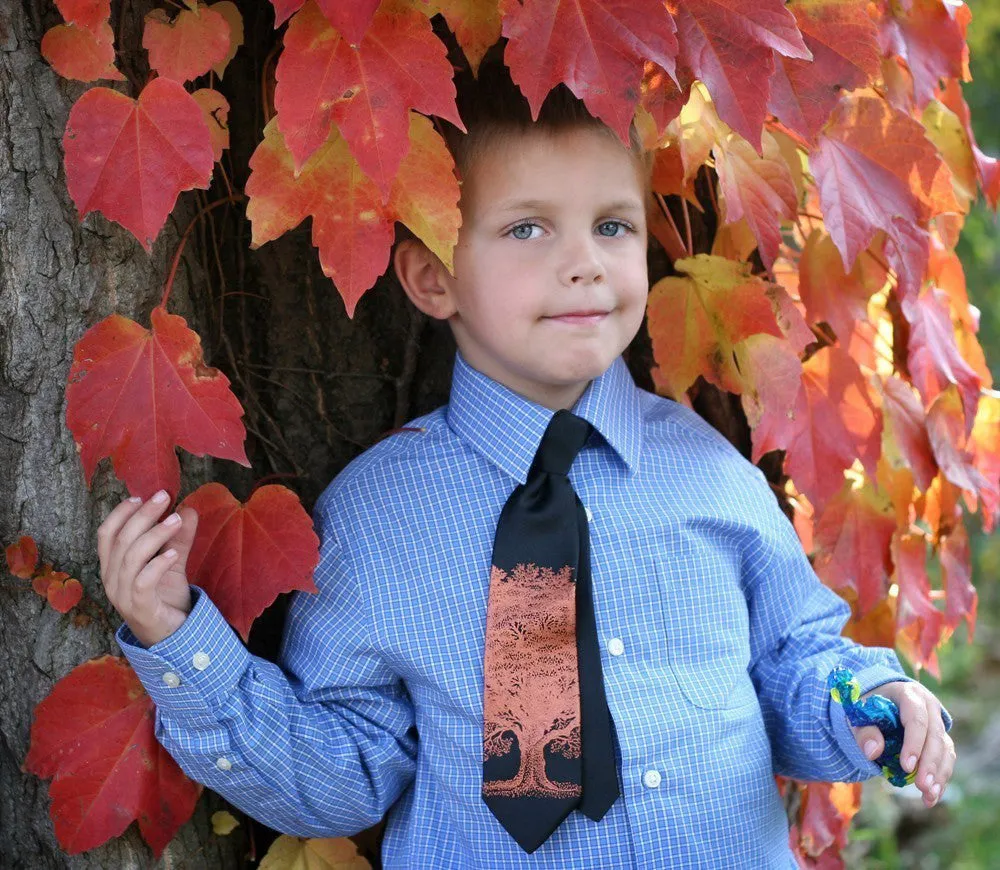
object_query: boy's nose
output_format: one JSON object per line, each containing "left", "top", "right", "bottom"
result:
{"left": 558, "top": 237, "right": 606, "bottom": 285}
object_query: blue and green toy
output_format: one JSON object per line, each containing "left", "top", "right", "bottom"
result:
{"left": 827, "top": 666, "right": 915, "bottom": 787}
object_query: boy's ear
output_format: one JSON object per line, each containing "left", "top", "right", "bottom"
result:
{"left": 393, "top": 239, "right": 457, "bottom": 321}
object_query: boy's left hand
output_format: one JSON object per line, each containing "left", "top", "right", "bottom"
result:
{"left": 851, "top": 680, "right": 954, "bottom": 807}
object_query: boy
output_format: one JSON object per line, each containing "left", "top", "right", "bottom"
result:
{"left": 98, "top": 62, "right": 953, "bottom": 868}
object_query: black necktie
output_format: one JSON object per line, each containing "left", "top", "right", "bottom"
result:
{"left": 482, "top": 409, "right": 620, "bottom": 853}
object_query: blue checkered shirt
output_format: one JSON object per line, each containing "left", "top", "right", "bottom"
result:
{"left": 117, "top": 350, "right": 926, "bottom": 868}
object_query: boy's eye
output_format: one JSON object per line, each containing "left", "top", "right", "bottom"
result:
{"left": 596, "top": 220, "right": 632, "bottom": 237}
{"left": 508, "top": 222, "right": 542, "bottom": 240}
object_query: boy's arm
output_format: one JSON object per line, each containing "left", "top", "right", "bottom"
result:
{"left": 738, "top": 466, "right": 951, "bottom": 784}
{"left": 114, "top": 516, "right": 417, "bottom": 839}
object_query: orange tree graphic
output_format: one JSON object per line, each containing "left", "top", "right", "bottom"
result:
{"left": 483, "top": 563, "right": 583, "bottom": 799}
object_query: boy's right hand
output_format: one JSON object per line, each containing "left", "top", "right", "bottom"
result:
{"left": 97, "top": 491, "right": 199, "bottom": 648}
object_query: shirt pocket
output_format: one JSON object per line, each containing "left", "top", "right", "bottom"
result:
{"left": 659, "top": 539, "right": 753, "bottom": 711}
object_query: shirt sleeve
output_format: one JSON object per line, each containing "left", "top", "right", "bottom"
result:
{"left": 114, "top": 502, "right": 418, "bottom": 838}
{"left": 738, "top": 465, "right": 951, "bottom": 783}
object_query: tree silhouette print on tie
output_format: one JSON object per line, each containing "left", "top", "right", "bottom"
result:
{"left": 483, "top": 563, "right": 582, "bottom": 799}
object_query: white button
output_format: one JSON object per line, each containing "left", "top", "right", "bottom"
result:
{"left": 216, "top": 757, "right": 232, "bottom": 771}
{"left": 192, "top": 651, "right": 211, "bottom": 670}
{"left": 161, "top": 671, "right": 181, "bottom": 688}
{"left": 607, "top": 638, "right": 625, "bottom": 656}
{"left": 643, "top": 769, "right": 661, "bottom": 789}
{"left": 585, "top": 506, "right": 594, "bottom": 522}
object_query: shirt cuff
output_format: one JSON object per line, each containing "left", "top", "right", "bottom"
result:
{"left": 114, "top": 585, "right": 251, "bottom": 725}
{"left": 828, "top": 662, "right": 954, "bottom": 779}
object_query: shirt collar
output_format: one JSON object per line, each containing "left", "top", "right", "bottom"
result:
{"left": 446, "top": 349, "right": 643, "bottom": 484}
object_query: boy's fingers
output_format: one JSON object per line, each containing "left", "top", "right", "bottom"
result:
{"left": 898, "top": 687, "right": 931, "bottom": 775}
{"left": 852, "top": 725, "right": 883, "bottom": 761}
{"left": 107, "top": 493, "right": 173, "bottom": 594}
{"left": 124, "top": 547, "right": 179, "bottom": 619}
{"left": 119, "top": 513, "right": 183, "bottom": 592}
{"left": 916, "top": 717, "right": 953, "bottom": 806}
{"left": 97, "top": 497, "right": 143, "bottom": 590}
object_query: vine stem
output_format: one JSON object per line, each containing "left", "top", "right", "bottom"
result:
{"left": 160, "top": 194, "right": 246, "bottom": 310}
{"left": 681, "top": 196, "right": 693, "bottom": 256}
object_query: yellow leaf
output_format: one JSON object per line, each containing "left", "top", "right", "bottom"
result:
{"left": 259, "top": 835, "right": 371, "bottom": 870}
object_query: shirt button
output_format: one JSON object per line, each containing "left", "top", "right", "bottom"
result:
{"left": 643, "top": 769, "right": 661, "bottom": 789}
{"left": 161, "top": 671, "right": 181, "bottom": 688}
{"left": 607, "top": 638, "right": 625, "bottom": 656}
{"left": 585, "top": 506, "right": 594, "bottom": 522}
{"left": 192, "top": 651, "right": 211, "bottom": 670}
{"left": 216, "top": 757, "right": 232, "bottom": 771}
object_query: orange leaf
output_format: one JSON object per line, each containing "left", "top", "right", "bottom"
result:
{"left": 65, "top": 306, "right": 249, "bottom": 502}
{"left": 63, "top": 78, "right": 214, "bottom": 251}
{"left": 246, "top": 112, "right": 460, "bottom": 316}
{"left": 275, "top": 0, "right": 464, "bottom": 196}
{"left": 41, "top": 21, "right": 124, "bottom": 83}
{"left": 713, "top": 129, "right": 797, "bottom": 269}
{"left": 420, "top": 0, "right": 502, "bottom": 75}
{"left": 648, "top": 254, "right": 785, "bottom": 400}
{"left": 6, "top": 535, "right": 39, "bottom": 579}
{"left": 23, "top": 656, "right": 201, "bottom": 857}
{"left": 143, "top": 2, "right": 232, "bottom": 83}
{"left": 500, "top": 0, "right": 679, "bottom": 146}
{"left": 180, "top": 483, "right": 320, "bottom": 641}
{"left": 798, "top": 781, "right": 860, "bottom": 858}
{"left": 797, "top": 229, "right": 886, "bottom": 346}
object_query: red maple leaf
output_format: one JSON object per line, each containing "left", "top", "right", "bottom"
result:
{"left": 767, "top": 0, "right": 880, "bottom": 144}
{"left": 500, "top": 0, "right": 679, "bottom": 145}
{"left": 180, "top": 483, "right": 320, "bottom": 641}
{"left": 62, "top": 78, "right": 214, "bottom": 251}
{"left": 671, "top": 0, "right": 812, "bottom": 151}
{"left": 65, "top": 306, "right": 249, "bottom": 502}
{"left": 246, "top": 111, "right": 460, "bottom": 316}
{"left": 274, "top": 0, "right": 463, "bottom": 196}
{"left": 23, "top": 656, "right": 201, "bottom": 857}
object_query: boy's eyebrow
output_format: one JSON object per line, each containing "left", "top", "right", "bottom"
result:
{"left": 493, "top": 198, "right": 646, "bottom": 215}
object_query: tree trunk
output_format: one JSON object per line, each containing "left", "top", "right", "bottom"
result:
{"left": 0, "top": 2, "right": 453, "bottom": 866}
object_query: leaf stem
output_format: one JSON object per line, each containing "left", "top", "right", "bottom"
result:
{"left": 160, "top": 194, "right": 246, "bottom": 310}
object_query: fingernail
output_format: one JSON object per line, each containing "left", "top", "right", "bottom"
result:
{"left": 128, "top": 496, "right": 142, "bottom": 504}
{"left": 864, "top": 740, "right": 878, "bottom": 760}
{"left": 163, "top": 513, "right": 180, "bottom": 526}
{"left": 932, "top": 783, "right": 941, "bottom": 798}
{"left": 152, "top": 490, "right": 168, "bottom": 504}
{"left": 907, "top": 754, "right": 917, "bottom": 771}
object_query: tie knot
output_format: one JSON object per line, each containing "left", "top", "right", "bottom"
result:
{"left": 530, "top": 410, "right": 594, "bottom": 476}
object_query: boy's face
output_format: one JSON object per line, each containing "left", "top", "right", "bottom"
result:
{"left": 441, "top": 125, "right": 649, "bottom": 410}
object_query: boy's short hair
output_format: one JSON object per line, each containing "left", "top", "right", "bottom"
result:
{"left": 442, "top": 45, "right": 653, "bottom": 192}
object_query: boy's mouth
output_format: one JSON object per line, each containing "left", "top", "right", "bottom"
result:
{"left": 545, "top": 310, "right": 610, "bottom": 325}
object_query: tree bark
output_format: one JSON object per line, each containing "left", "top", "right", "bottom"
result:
{"left": 0, "top": 2, "right": 451, "bottom": 866}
